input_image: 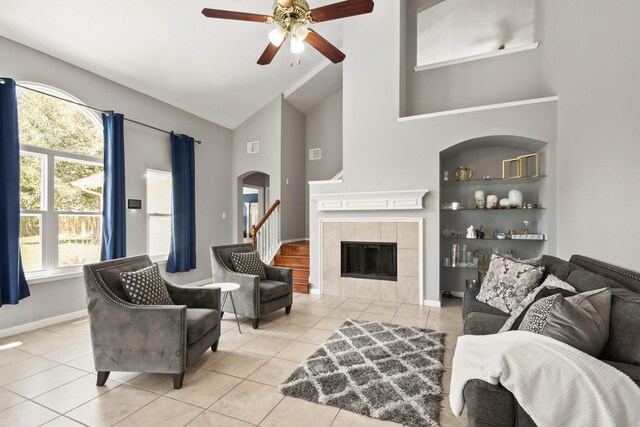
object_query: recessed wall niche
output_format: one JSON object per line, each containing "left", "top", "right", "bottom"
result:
{"left": 416, "top": 0, "right": 536, "bottom": 68}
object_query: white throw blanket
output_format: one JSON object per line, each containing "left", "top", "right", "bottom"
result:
{"left": 449, "top": 331, "right": 640, "bottom": 427}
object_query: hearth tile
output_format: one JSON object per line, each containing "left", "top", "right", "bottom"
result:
{"left": 397, "top": 222, "right": 419, "bottom": 249}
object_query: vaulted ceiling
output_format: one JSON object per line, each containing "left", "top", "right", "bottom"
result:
{"left": 0, "top": 0, "right": 347, "bottom": 128}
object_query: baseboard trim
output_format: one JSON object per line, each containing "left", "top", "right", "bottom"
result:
{"left": 0, "top": 309, "right": 88, "bottom": 339}
{"left": 309, "top": 288, "right": 321, "bottom": 295}
{"left": 423, "top": 299, "right": 442, "bottom": 308}
{"left": 282, "top": 238, "right": 309, "bottom": 244}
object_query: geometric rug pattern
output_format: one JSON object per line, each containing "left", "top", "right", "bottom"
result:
{"left": 279, "top": 319, "right": 446, "bottom": 427}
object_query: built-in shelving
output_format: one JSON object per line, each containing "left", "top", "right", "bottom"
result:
{"left": 441, "top": 237, "right": 546, "bottom": 242}
{"left": 441, "top": 175, "right": 547, "bottom": 187}
{"left": 441, "top": 207, "right": 545, "bottom": 212}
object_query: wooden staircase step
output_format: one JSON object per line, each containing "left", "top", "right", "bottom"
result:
{"left": 292, "top": 269, "right": 309, "bottom": 279}
{"left": 274, "top": 255, "right": 309, "bottom": 268}
{"left": 279, "top": 242, "right": 309, "bottom": 256}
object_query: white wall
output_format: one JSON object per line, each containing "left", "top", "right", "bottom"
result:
{"left": 0, "top": 36, "right": 233, "bottom": 330}
{"left": 281, "top": 101, "right": 307, "bottom": 241}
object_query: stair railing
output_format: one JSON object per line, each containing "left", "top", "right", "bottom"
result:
{"left": 251, "top": 199, "right": 281, "bottom": 264}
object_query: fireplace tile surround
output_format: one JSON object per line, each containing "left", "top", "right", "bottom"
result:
{"left": 321, "top": 221, "right": 422, "bottom": 304}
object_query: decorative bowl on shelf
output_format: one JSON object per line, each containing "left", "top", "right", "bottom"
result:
{"left": 442, "top": 228, "right": 462, "bottom": 238}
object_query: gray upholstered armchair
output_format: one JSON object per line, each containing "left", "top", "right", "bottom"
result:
{"left": 83, "top": 255, "right": 221, "bottom": 389}
{"left": 210, "top": 244, "right": 293, "bottom": 329}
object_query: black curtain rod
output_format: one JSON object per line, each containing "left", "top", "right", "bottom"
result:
{"left": 0, "top": 78, "right": 202, "bottom": 145}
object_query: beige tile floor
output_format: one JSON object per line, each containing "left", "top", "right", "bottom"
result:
{"left": 0, "top": 293, "right": 467, "bottom": 427}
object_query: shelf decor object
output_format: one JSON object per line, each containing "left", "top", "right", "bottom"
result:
{"left": 502, "top": 153, "right": 539, "bottom": 179}
{"left": 511, "top": 234, "right": 545, "bottom": 240}
{"left": 519, "top": 153, "right": 539, "bottom": 178}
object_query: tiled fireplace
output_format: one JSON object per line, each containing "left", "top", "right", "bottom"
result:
{"left": 321, "top": 220, "right": 422, "bottom": 304}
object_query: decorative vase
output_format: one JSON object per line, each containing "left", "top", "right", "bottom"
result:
{"left": 500, "top": 198, "right": 513, "bottom": 208}
{"left": 509, "top": 189, "right": 524, "bottom": 208}
{"left": 486, "top": 195, "right": 499, "bottom": 209}
{"left": 474, "top": 190, "right": 485, "bottom": 209}
{"left": 454, "top": 166, "right": 473, "bottom": 181}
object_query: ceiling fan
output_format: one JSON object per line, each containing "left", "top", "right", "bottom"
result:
{"left": 202, "top": 0, "right": 375, "bottom": 65}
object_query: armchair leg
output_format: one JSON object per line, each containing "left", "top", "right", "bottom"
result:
{"left": 211, "top": 340, "right": 219, "bottom": 352}
{"left": 96, "top": 371, "right": 110, "bottom": 386}
{"left": 173, "top": 372, "right": 185, "bottom": 389}
{"left": 285, "top": 304, "right": 292, "bottom": 315}
{"left": 252, "top": 318, "right": 260, "bottom": 329}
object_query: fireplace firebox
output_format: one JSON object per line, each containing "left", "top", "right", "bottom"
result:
{"left": 341, "top": 241, "right": 397, "bottom": 281}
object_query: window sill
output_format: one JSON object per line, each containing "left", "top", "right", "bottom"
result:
{"left": 150, "top": 255, "right": 168, "bottom": 264}
{"left": 26, "top": 270, "right": 83, "bottom": 285}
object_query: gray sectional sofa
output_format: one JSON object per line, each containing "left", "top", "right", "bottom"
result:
{"left": 462, "top": 255, "right": 640, "bottom": 426}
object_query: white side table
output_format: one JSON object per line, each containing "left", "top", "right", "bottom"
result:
{"left": 203, "top": 282, "right": 242, "bottom": 334}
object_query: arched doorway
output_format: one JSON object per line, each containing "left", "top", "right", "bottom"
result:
{"left": 237, "top": 171, "right": 270, "bottom": 243}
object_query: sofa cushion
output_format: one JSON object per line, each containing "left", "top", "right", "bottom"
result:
{"left": 601, "top": 288, "right": 640, "bottom": 365}
{"left": 464, "top": 312, "right": 508, "bottom": 335}
{"left": 477, "top": 255, "right": 545, "bottom": 314}
{"left": 186, "top": 308, "right": 220, "bottom": 345}
{"left": 518, "top": 288, "right": 611, "bottom": 357}
{"left": 120, "top": 264, "right": 173, "bottom": 306}
{"left": 542, "top": 255, "right": 579, "bottom": 281}
{"left": 231, "top": 251, "right": 267, "bottom": 279}
{"left": 565, "top": 269, "right": 623, "bottom": 293}
{"left": 260, "top": 280, "right": 290, "bottom": 302}
{"left": 603, "top": 361, "right": 640, "bottom": 387}
{"left": 463, "top": 287, "right": 508, "bottom": 320}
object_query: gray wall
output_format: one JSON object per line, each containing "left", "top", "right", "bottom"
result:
{"left": 308, "top": 1, "right": 558, "bottom": 302}
{"left": 281, "top": 101, "right": 307, "bottom": 241}
{"left": 538, "top": 0, "right": 640, "bottom": 269}
{"left": 231, "top": 96, "right": 283, "bottom": 242}
{"left": 0, "top": 36, "right": 233, "bottom": 330}
{"left": 305, "top": 89, "right": 343, "bottom": 236}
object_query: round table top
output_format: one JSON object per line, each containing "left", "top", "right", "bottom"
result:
{"left": 203, "top": 282, "right": 240, "bottom": 292}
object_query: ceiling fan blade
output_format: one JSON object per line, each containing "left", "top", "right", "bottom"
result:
{"left": 277, "top": 0, "right": 294, "bottom": 7}
{"left": 201, "top": 8, "right": 271, "bottom": 23}
{"left": 305, "top": 30, "right": 346, "bottom": 63}
{"left": 310, "top": 0, "right": 374, "bottom": 23}
{"left": 257, "top": 35, "right": 289, "bottom": 65}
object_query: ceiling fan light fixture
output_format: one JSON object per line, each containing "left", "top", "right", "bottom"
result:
{"left": 291, "top": 23, "right": 309, "bottom": 40}
{"left": 268, "top": 26, "right": 287, "bottom": 47}
{"left": 291, "top": 36, "right": 306, "bottom": 54}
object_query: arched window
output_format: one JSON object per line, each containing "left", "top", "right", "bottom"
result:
{"left": 18, "top": 83, "right": 104, "bottom": 275}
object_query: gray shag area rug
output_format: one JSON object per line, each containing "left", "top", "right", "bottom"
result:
{"left": 279, "top": 319, "right": 446, "bottom": 427}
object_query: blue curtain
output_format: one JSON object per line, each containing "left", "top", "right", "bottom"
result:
{"left": 0, "top": 78, "right": 30, "bottom": 306}
{"left": 167, "top": 132, "right": 196, "bottom": 273}
{"left": 100, "top": 112, "right": 126, "bottom": 260}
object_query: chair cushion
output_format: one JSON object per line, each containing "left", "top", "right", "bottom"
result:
{"left": 463, "top": 312, "right": 508, "bottom": 335}
{"left": 601, "top": 288, "right": 640, "bottom": 365}
{"left": 95, "top": 257, "right": 152, "bottom": 301}
{"left": 231, "top": 251, "right": 266, "bottom": 279}
{"left": 463, "top": 287, "right": 508, "bottom": 320}
{"left": 120, "top": 264, "right": 173, "bottom": 305}
{"left": 187, "top": 308, "right": 220, "bottom": 345}
{"left": 260, "top": 280, "right": 290, "bottom": 302}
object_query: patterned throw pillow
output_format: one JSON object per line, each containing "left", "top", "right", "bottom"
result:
{"left": 518, "top": 288, "right": 611, "bottom": 356}
{"left": 498, "top": 275, "right": 577, "bottom": 332}
{"left": 230, "top": 251, "right": 266, "bottom": 279}
{"left": 120, "top": 264, "right": 173, "bottom": 305}
{"left": 476, "top": 254, "right": 545, "bottom": 314}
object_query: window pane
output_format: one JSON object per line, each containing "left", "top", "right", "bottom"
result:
{"left": 147, "top": 171, "right": 172, "bottom": 214}
{"left": 17, "top": 87, "right": 103, "bottom": 158}
{"left": 20, "top": 215, "right": 42, "bottom": 272}
{"left": 55, "top": 158, "right": 103, "bottom": 212}
{"left": 58, "top": 215, "right": 101, "bottom": 267}
{"left": 149, "top": 215, "right": 172, "bottom": 257}
{"left": 20, "top": 152, "right": 44, "bottom": 211}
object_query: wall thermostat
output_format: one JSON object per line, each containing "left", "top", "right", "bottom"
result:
{"left": 127, "top": 199, "right": 142, "bottom": 210}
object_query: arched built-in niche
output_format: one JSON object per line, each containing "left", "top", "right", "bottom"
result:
{"left": 439, "top": 135, "right": 552, "bottom": 296}
{"left": 236, "top": 171, "right": 271, "bottom": 243}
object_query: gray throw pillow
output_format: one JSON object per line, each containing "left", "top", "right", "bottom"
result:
{"left": 518, "top": 288, "right": 611, "bottom": 356}
{"left": 476, "top": 254, "right": 545, "bottom": 314}
{"left": 231, "top": 251, "right": 266, "bottom": 279}
{"left": 120, "top": 264, "right": 173, "bottom": 305}
{"left": 500, "top": 254, "right": 543, "bottom": 268}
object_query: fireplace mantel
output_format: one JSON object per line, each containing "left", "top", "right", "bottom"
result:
{"left": 313, "top": 189, "right": 429, "bottom": 212}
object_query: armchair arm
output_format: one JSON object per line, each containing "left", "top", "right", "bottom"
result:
{"left": 165, "top": 281, "right": 220, "bottom": 310}
{"left": 88, "top": 298, "right": 187, "bottom": 374}
{"left": 264, "top": 265, "right": 293, "bottom": 286}
{"left": 220, "top": 272, "right": 260, "bottom": 318}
